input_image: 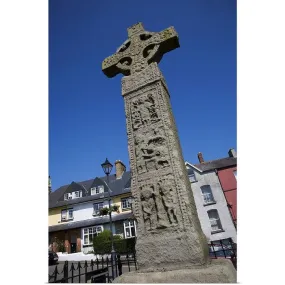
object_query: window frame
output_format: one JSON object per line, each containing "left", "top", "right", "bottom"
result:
{"left": 200, "top": 185, "right": 215, "bottom": 205}
{"left": 123, "top": 220, "right": 136, "bottom": 239}
{"left": 121, "top": 197, "right": 131, "bottom": 210}
{"left": 93, "top": 202, "right": 104, "bottom": 216}
{"left": 91, "top": 186, "right": 104, "bottom": 195}
{"left": 207, "top": 209, "right": 223, "bottom": 233}
{"left": 83, "top": 226, "right": 103, "bottom": 245}
{"left": 61, "top": 208, "right": 73, "bottom": 221}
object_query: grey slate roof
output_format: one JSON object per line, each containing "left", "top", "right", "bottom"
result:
{"left": 49, "top": 212, "right": 134, "bottom": 233}
{"left": 194, "top": 157, "right": 237, "bottom": 172}
{"left": 49, "top": 171, "right": 132, "bottom": 209}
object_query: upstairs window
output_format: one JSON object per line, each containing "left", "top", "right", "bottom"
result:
{"left": 233, "top": 170, "right": 237, "bottom": 179}
{"left": 91, "top": 185, "right": 104, "bottom": 195}
{"left": 201, "top": 185, "right": 215, "bottom": 205}
{"left": 207, "top": 209, "right": 223, "bottom": 233}
{"left": 93, "top": 202, "right": 104, "bottom": 216}
{"left": 61, "top": 208, "right": 73, "bottom": 221}
{"left": 187, "top": 167, "right": 197, "bottom": 183}
{"left": 74, "top": 191, "right": 82, "bottom": 198}
{"left": 121, "top": 197, "right": 131, "bottom": 210}
{"left": 64, "top": 193, "right": 72, "bottom": 200}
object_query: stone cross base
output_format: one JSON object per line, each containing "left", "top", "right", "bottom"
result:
{"left": 113, "top": 259, "right": 237, "bottom": 283}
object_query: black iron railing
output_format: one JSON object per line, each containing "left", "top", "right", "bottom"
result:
{"left": 49, "top": 239, "right": 236, "bottom": 283}
{"left": 208, "top": 238, "right": 237, "bottom": 269}
{"left": 48, "top": 253, "right": 138, "bottom": 283}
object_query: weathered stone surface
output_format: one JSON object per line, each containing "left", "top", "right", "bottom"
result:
{"left": 113, "top": 259, "right": 237, "bottom": 283}
{"left": 102, "top": 22, "right": 236, "bottom": 282}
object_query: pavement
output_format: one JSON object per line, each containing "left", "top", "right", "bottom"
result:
{"left": 56, "top": 252, "right": 103, "bottom": 262}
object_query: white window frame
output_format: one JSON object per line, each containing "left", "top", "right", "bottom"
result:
{"left": 61, "top": 208, "right": 73, "bottom": 221}
{"left": 91, "top": 186, "right": 104, "bottom": 195}
{"left": 93, "top": 202, "right": 104, "bottom": 216}
{"left": 201, "top": 185, "right": 215, "bottom": 205}
{"left": 83, "top": 226, "right": 103, "bottom": 245}
{"left": 123, "top": 220, "right": 136, "bottom": 239}
{"left": 74, "top": 191, "right": 82, "bottom": 198}
{"left": 207, "top": 209, "right": 223, "bottom": 233}
{"left": 121, "top": 197, "right": 131, "bottom": 210}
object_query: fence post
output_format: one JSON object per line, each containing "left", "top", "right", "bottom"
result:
{"left": 126, "top": 254, "right": 130, "bottom": 272}
{"left": 54, "top": 265, "right": 58, "bottom": 283}
{"left": 71, "top": 262, "right": 75, "bottom": 283}
{"left": 84, "top": 260, "right": 88, "bottom": 283}
{"left": 211, "top": 241, "right": 217, "bottom": 258}
{"left": 220, "top": 240, "right": 227, "bottom": 258}
{"left": 78, "top": 261, "right": 81, "bottom": 283}
{"left": 63, "top": 261, "right": 68, "bottom": 282}
{"left": 117, "top": 254, "right": 122, "bottom": 276}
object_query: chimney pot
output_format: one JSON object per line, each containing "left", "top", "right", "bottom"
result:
{"left": 115, "top": 160, "right": 126, "bottom": 179}
{"left": 197, "top": 152, "right": 204, "bottom": 163}
{"left": 228, "top": 148, "right": 237, "bottom": 158}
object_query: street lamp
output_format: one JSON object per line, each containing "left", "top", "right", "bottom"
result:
{"left": 101, "top": 158, "right": 116, "bottom": 279}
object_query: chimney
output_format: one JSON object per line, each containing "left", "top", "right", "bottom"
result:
{"left": 228, "top": 148, "right": 237, "bottom": 158}
{"left": 197, "top": 152, "right": 204, "bottom": 163}
{"left": 115, "top": 160, "right": 126, "bottom": 179}
{"left": 48, "top": 175, "right": 52, "bottom": 194}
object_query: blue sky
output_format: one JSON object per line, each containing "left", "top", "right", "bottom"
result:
{"left": 49, "top": 0, "right": 236, "bottom": 191}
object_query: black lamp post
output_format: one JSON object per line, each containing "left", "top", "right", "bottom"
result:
{"left": 101, "top": 158, "right": 116, "bottom": 279}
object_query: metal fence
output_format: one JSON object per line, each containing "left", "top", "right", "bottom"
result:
{"left": 48, "top": 253, "right": 137, "bottom": 283}
{"left": 209, "top": 238, "right": 237, "bottom": 269}
{"left": 49, "top": 239, "right": 237, "bottom": 283}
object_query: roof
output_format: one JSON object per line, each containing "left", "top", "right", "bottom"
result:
{"left": 194, "top": 157, "right": 237, "bottom": 172}
{"left": 49, "top": 171, "right": 131, "bottom": 209}
{"left": 49, "top": 212, "right": 134, "bottom": 233}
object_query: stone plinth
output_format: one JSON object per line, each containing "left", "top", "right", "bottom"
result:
{"left": 113, "top": 259, "right": 237, "bottom": 283}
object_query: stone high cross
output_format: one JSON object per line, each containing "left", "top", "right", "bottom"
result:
{"left": 102, "top": 23, "right": 236, "bottom": 282}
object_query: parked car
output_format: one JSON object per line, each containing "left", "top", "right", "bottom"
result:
{"left": 49, "top": 250, "right": 58, "bottom": 265}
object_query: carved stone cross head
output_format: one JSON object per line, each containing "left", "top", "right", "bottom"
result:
{"left": 102, "top": 22, "right": 180, "bottom": 78}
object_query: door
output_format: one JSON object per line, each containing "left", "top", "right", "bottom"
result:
{"left": 71, "top": 235, "right": 77, "bottom": 253}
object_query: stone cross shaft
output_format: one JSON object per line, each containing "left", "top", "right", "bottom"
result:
{"left": 102, "top": 23, "right": 209, "bottom": 272}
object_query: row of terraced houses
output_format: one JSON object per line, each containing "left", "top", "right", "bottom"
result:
{"left": 48, "top": 149, "right": 237, "bottom": 254}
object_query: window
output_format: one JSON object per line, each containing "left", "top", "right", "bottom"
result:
{"left": 233, "top": 170, "right": 237, "bottom": 179}
{"left": 93, "top": 202, "right": 104, "bottom": 216}
{"left": 209, "top": 238, "right": 236, "bottom": 258}
{"left": 124, "top": 220, "right": 136, "bottom": 238}
{"left": 74, "top": 191, "right": 81, "bottom": 198}
{"left": 201, "top": 185, "right": 215, "bottom": 204}
{"left": 83, "top": 226, "right": 103, "bottom": 245}
{"left": 187, "top": 168, "right": 196, "bottom": 183}
{"left": 91, "top": 185, "right": 104, "bottom": 195}
{"left": 121, "top": 197, "right": 131, "bottom": 210}
{"left": 207, "top": 209, "right": 223, "bottom": 233}
{"left": 61, "top": 208, "right": 73, "bottom": 221}
{"left": 64, "top": 193, "right": 72, "bottom": 200}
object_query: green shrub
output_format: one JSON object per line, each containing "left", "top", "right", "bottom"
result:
{"left": 93, "top": 230, "right": 136, "bottom": 254}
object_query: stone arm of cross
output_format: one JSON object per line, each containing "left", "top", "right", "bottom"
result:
{"left": 102, "top": 26, "right": 179, "bottom": 78}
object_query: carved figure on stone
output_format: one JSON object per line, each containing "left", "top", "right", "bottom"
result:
{"left": 144, "top": 94, "right": 159, "bottom": 123}
{"left": 158, "top": 180, "right": 178, "bottom": 225}
{"left": 141, "top": 186, "right": 157, "bottom": 231}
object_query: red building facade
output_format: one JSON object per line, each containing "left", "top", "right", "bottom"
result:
{"left": 217, "top": 149, "right": 237, "bottom": 227}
